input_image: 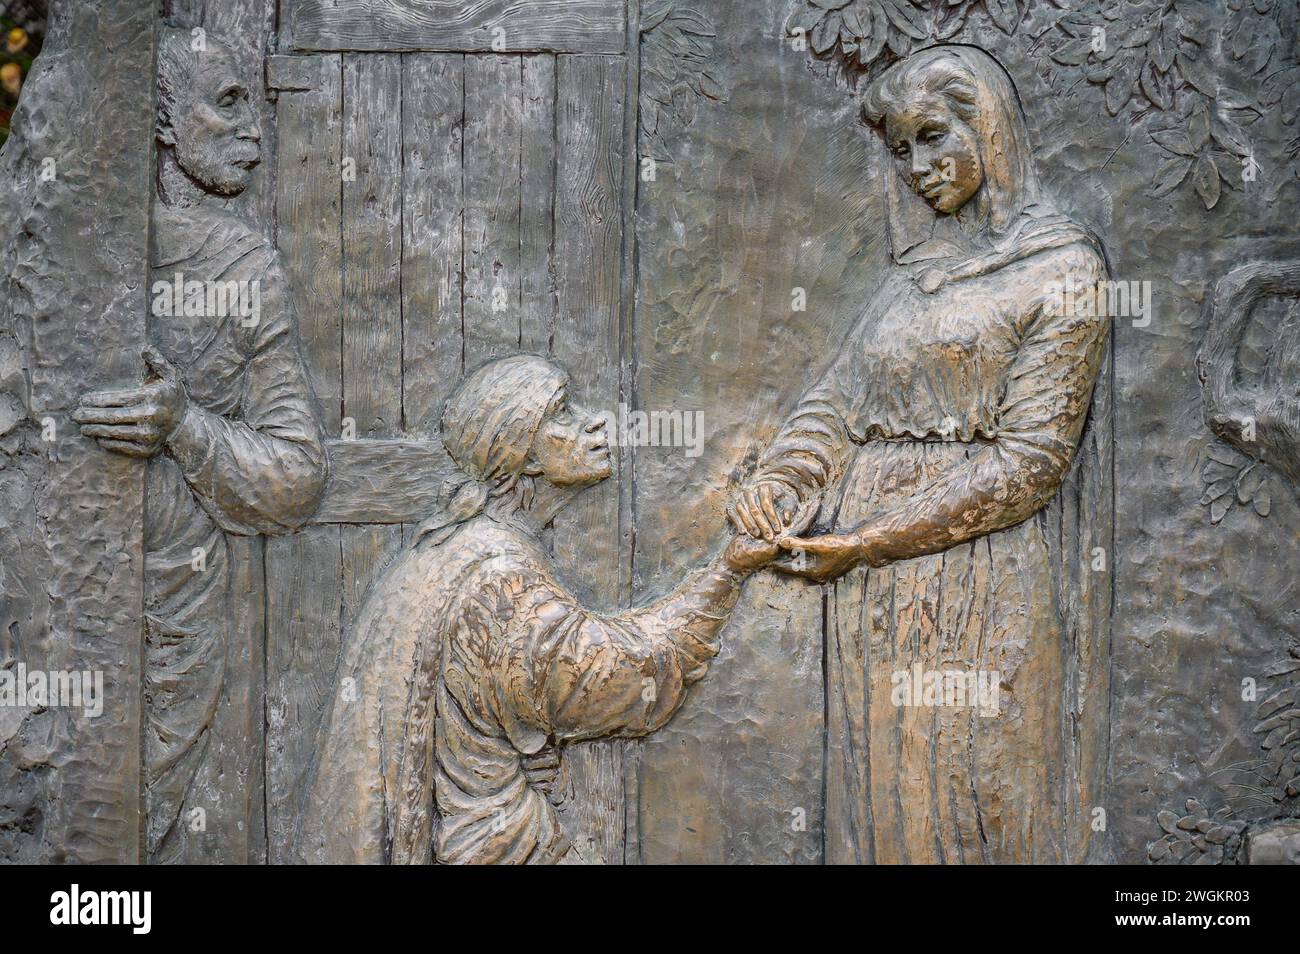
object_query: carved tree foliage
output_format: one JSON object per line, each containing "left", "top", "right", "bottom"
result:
{"left": 1148, "top": 648, "right": 1300, "bottom": 865}
{"left": 788, "top": 0, "right": 1300, "bottom": 209}
{"left": 1196, "top": 261, "right": 1300, "bottom": 523}
{"left": 640, "top": 0, "right": 729, "bottom": 162}
{"left": 1148, "top": 798, "right": 1246, "bottom": 864}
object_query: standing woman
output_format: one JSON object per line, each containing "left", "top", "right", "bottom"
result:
{"left": 734, "top": 45, "right": 1113, "bottom": 864}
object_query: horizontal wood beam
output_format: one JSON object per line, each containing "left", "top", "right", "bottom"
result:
{"left": 287, "top": 0, "right": 627, "bottom": 54}
{"left": 313, "top": 438, "right": 453, "bottom": 524}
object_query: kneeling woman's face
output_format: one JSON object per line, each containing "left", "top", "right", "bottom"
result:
{"left": 526, "top": 388, "right": 613, "bottom": 488}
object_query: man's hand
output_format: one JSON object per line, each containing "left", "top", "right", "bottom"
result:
{"left": 731, "top": 480, "right": 801, "bottom": 541}
{"left": 723, "top": 533, "right": 780, "bottom": 574}
{"left": 72, "top": 346, "right": 187, "bottom": 459}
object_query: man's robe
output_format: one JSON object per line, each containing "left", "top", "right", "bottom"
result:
{"left": 146, "top": 203, "right": 326, "bottom": 862}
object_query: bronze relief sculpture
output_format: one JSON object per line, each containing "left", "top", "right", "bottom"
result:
{"left": 2, "top": 0, "right": 1298, "bottom": 869}
{"left": 69, "top": 28, "right": 326, "bottom": 862}
{"left": 1197, "top": 260, "right": 1300, "bottom": 519}
{"left": 735, "top": 46, "right": 1111, "bottom": 863}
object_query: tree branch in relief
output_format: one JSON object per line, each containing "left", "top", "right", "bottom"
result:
{"left": 639, "top": 0, "right": 728, "bottom": 163}
{"left": 786, "top": 0, "right": 1299, "bottom": 210}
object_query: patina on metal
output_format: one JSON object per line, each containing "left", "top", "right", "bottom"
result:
{"left": 0, "top": 0, "right": 1298, "bottom": 866}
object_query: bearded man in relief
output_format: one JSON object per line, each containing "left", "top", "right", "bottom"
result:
{"left": 71, "top": 27, "right": 326, "bottom": 863}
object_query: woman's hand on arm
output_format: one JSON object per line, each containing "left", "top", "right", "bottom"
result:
{"left": 770, "top": 523, "right": 891, "bottom": 583}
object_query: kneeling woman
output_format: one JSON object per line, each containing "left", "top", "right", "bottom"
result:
{"left": 296, "top": 355, "right": 774, "bottom": 864}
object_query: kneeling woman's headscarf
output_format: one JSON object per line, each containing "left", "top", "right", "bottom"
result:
{"left": 416, "top": 355, "right": 568, "bottom": 545}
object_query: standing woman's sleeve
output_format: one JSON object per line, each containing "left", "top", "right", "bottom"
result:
{"left": 747, "top": 330, "right": 865, "bottom": 506}
{"left": 861, "top": 245, "right": 1110, "bottom": 562}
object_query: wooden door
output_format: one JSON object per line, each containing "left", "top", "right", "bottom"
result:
{"left": 263, "top": 0, "right": 637, "bottom": 864}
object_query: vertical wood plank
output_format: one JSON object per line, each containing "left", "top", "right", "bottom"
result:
{"left": 401, "top": 53, "right": 466, "bottom": 438}
{"left": 520, "top": 55, "right": 557, "bottom": 354}
{"left": 550, "top": 53, "right": 629, "bottom": 864}
{"left": 339, "top": 51, "right": 406, "bottom": 735}
{"left": 464, "top": 55, "right": 524, "bottom": 365}
{"left": 163, "top": 0, "right": 278, "bottom": 866}
{"left": 343, "top": 53, "right": 404, "bottom": 439}
{"left": 616, "top": 0, "right": 642, "bottom": 864}
{"left": 266, "top": 53, "right": 344, "bottom": 863}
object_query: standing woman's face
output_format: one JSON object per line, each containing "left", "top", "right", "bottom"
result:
{"left": 884, "top": 94, "right": 983, "bottom": 215}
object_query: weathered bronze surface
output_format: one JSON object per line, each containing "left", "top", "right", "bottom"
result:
{"left": 0, "top": 0, "right": 1297, "bottom": 865}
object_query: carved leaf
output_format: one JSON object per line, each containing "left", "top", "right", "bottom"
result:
{"left": 842, "top": 4, "right": 865, "bottom": 35}
{"left": 1193, "top": 152, "right": 1222, "bottom": 208}
{"left": 1236, "top": 464, "right": 1262, "bottom": 503}
{"left": 1283, "top": 82, "right": 1300, "bottom": 125}
{"left": 1245, "top": 17, "right": 1280, "bottom": 75}
{"left": 788, "top": 6, "right": 825, "bottom": 35}
{"left": 811, "top": 12, "right": 842, "bottom": 53}
{"left": 1200, "top": 476, "right": 1235, "bottom": 503}
{"left": 885, "top": 21, "right": 911, "bottom": 56}
{"left": 857, "top": 10, "right": 886, "bottom": 65}
{"left": 882, "top": 0, "right": 928, "bottom": 41}
{"left": 1209, "top": 493, "right": 1232, "bottom": 522}
{"left": 1157, "top": 809, "right": 1181, "bottom": 833}
{"left": 1202, "top": 458, "right": 1239, "bottom": 483}
{"left": 1151, "top": 126, "right": 1195, "bottom": 156}
{"left": 1254, "top": 486, "right": 1271, "bottom": 516}
{"left": 1213, "top": 115, "right": 1253, "bottom": 158}
{"left": 1121, "top": 24, "right": 1157, "bottom": 49}
{"left": 1155, "top": 19, "right": 1178, "bottom": 72}
{"left": 1056, "top": 12, "right": 1104, "bottom": 38}
{"left": 933, "top": 2, "right": 968, "bottom": 40}
{"left": 1050, "top": 38, "right": 1092, "bottom": 67}
{"left": 1141, "top": 62, "right": 1173, "bottom": 111}
{"left": 1151, "top": 156, "right": 1193, "bottom": 195}
{"left": 1207, "top": 444, "right": 1243, "bottom": 466}
{"left": 1230, "top": 16, "right": 1259, "bottom": 61}
{"left": 1105, "top": 55, "right": 1138, "bottom": 115}
{"left": 986, "top": 0, "right": 1021, "bottom": 35}
{"left": 1084, "top": 57, "right": 1119, "bottom": 83}
{"left": 1187, "top": 100, "right": 1212, "bottom": 150}
{"left": 1177, "top": 51, "right": 1218, "bottom": 97}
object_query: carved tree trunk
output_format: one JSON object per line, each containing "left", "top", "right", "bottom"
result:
{"left": 0, "top": 0, "right": 154, "bottom": 863}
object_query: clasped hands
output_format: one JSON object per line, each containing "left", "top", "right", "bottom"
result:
{"left": 727, "top": 479, "right": 888, "bottom": 583}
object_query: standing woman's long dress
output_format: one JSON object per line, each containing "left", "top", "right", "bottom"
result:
{"left": 751, "top": 207, "right": 1111, "bottom": 863}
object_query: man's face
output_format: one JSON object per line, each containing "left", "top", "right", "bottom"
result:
{"left": 166, "top": 49, "right": 261, "bottom": 197}
{"left": 527, "top": 389, "right": 613, "bottom": 489}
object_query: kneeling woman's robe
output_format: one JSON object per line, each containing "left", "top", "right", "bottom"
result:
{"left": 296, "top": 513, "right": 743, "bottom": 864}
